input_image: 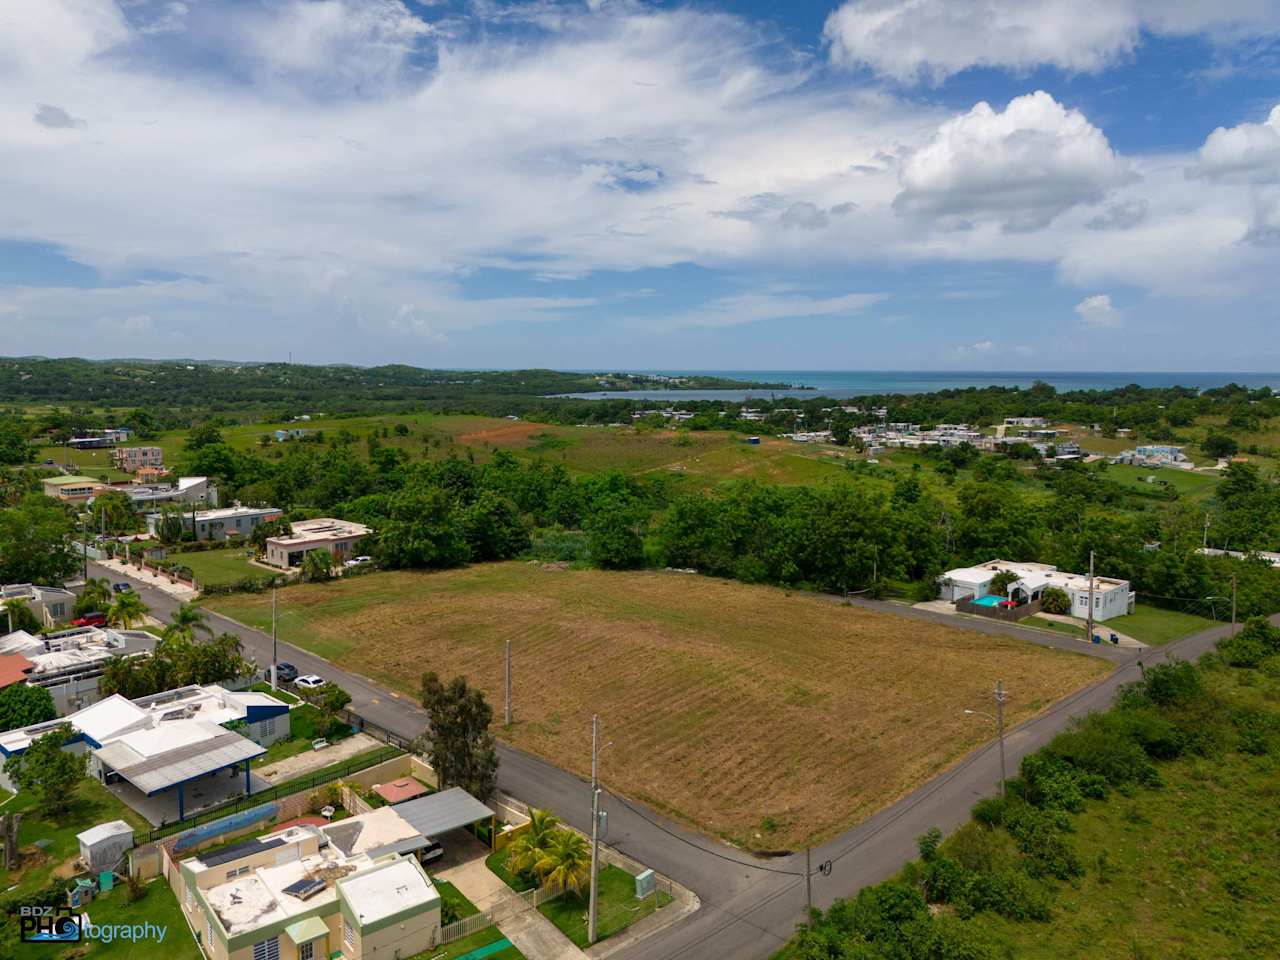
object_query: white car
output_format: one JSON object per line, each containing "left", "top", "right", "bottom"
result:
{"left": 344, "top": 555, "right": 372, "bottom": 568}
{"left": 294, "top": 674, "right": 326, "bottom": 690}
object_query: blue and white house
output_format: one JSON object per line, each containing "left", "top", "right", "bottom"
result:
{"left": 0, "top": 684, "right": 290, "bottom": 822}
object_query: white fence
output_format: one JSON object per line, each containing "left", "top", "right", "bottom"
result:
{"left": 439, "top": 912, "right": 493, "bottom": 944}
{"left": 438, "top": 884, "right": 566, "bottom": 945}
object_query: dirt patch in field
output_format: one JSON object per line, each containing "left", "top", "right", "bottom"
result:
{"left": 212, "top": 564, "right": 1111, "bottom": 850}
{"left": 456, "top": 422, "right": 547, "bottom": 446}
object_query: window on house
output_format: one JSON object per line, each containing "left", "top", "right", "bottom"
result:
{"left": 261, "top": 717, "right": 275, "bottom": 737}
{"left": 252, "top": 936, "right": 280, "bottom": 960}
{"left": 343, "top": 920, "right": 354, "bottom": 948}
{"left": 206, "top": 916, "right": 213, "bottom": 945}
{"left": 185, "top": 886, "right": 193, "bottom": 911}
{"left": 299, "top": 940, "right": 315, "bottom": 960}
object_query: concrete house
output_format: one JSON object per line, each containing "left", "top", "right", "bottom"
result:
{"left": 113, "top": 446, "right": 164, "bottom": 472}
{"left": 0, "top": 625, "right": 155, "bottom": 713}
{"left": 938, "top": 559, "right": 1135, "bottom": 622}
{"left": 264, "top": 519, "right": 371, "bottom": 569}
{"left": 147, "top": 505, "right": 281, "bottom": 542}
{"left": 1, "top": 583, "right": 76, "bottom": 627}
{"left": 176, "top": 808, "right": 442, "bottom": 960}
{"left": 0, "top": 684, "right": 290, "bottom": 822}
{"left": 42, "top": 475, "right": 107, "bottom": 503}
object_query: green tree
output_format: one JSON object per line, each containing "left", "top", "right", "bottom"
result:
{"left": 462, "top": 491, "right": 531, "bottom": 561}
{"left": 2, "top": 598, "right": 40, "bottom": 633}
{"left": 376, "top": 485, "right": 470, "bottom": 570}
{"left": 3, "top": 725, "right": 86, "bottom": 814}
{"left": 0, "top": 420, "right": 33, "bottom": 466}
{"left": 585, "top": 495, "right": 645, "bottom": 569}
{"left": 535, "top": 829, "right": 591, "bottom": 895}
{"left": 300, "top": 549, "right": 334, "bottom": 583}
{"left": 418, "top": 672, "right": 499, "bottom": 801}
{"left": 0, "top": 494, "right": 79, "bottom": 585}
{"left": 314, "top": 683, "right": 352, "bottom": 736}
{"left": 1202, "top": 433, "right": 1239, "bottom": 459}
{"left": 186, "top": 422, "right": 224, "bottom": 450}
{"left": 89, "top": 490, "right": 138, "bottom": 537}
{"left": 506, "top": 808, "right": 562, "bottom": 878}
{"left": 0, "top": 683, "right": 56, "bottom": 729}
{"left": 164, "top": 602, "right": 212, "bottom": 643}
{"left": 76, "top": 576, "right": 113, "bottom": 616}
{"left": 107, "top": 589, "right": 149, "bottom": 628}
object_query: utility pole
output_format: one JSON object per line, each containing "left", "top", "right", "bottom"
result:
{"left": 270, "top": 587, "right": 278, "bottom": 690}
{"left": 1231, "top": 575, "right": 1238, "bottom": 635}
{"left": 588, "top": 714, "right": 601, "bottom": 946}
{"left": 1086, "top": 549, "right": 1095, "bottom": 643}
{"left": 1203, "top": 513, "right": 1210, "bottom": 550}
{"left": 994, "top": 679, "right": 1008, "bottom": 797}
{"left": 81, "top": 516, "right": 88, "bottom": 581}
{"left": 504, "top": 639, "right": 512, "bottom": 727}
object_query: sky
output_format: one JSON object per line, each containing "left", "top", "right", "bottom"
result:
{"left": 2, "top": 0, "right": 1279, "bottom": 371}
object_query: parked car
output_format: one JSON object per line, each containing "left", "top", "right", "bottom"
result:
{"left": 72, "top": 612, "right": 108, "bottom": 627}
{"left": 294, "top": 674, "right": 326, "bottom": 690}
{"left": 343, "top": 555, "right": 372, "bottom": 568}
{"left": 418, "top": 840, "right": 444, "bottom": 865}
{"left": 274, "top": 662, "right": 299, "bottom": 684}
{"left": 112, "top": 582, "right": 133, "bottom": 594}
{"left": 42, "top": 459, "right": 55, "bottom": 466}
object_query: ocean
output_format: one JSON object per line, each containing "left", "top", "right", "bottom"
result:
{"left": 556, "top": 371, "right": 1280, "bottom": 401}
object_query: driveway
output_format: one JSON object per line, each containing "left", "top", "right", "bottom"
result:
{"left": 94, "top": 560, "right": 1258, "bottom": 960}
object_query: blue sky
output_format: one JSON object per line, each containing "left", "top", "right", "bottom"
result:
{"left": 2, "top": 1, "right": 1279, "bottom": 371}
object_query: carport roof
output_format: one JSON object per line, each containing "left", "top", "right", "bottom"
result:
{"left": 390, "top": 787, "right": 494, "bottom": 839}
{"left": 95, "top": 725, "right": 264, "bottom": 794}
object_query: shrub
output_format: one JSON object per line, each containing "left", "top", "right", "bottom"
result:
{"left": 1047, "top": 714, "right": 1159, "bottom": 788}
{"left": 917, "top": 827, "right": 943, "bottom": 862}
{"left": 970, "top": 797, "right": 1007, "bottom": 828}
{"left": 1001, "top": 802, "right": 1083, "bottom": 881}
{"left": 1040, "top": 586, "right": 1071, "bottom": 615}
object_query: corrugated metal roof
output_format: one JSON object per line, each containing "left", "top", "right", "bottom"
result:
{"left": 97, "top": 728, "right": 264, "bottom": 794}
{"left": 391, "top": 787, "right": 494, "bottom": 839}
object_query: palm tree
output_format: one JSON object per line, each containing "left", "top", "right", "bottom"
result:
{"left": 77, "top": 577, "right": 113, "bottom": 616}
{"left": 506, "top": 808, "right": 562, "bottom": 877}
{"left": 165, "top": 603, "right": 212, "bottom": 643}
{"left": 107, "top": 590, "right": 149, "bottom": 629}
{"left": 535, "top": 829, "right": 591, "bottom": 895}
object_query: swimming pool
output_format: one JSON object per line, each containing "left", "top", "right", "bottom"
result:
{"left": 971, "top": 595, "right": 1008, "bottom": 607}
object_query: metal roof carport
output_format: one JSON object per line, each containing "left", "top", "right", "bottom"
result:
{"left": 390, "top": 787, "right": 495, "bottom": 839}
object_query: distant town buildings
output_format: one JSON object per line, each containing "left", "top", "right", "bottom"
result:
{"left": 113, "top": 446, "right": 164, "bottom": 472}
{"left": 1112, "top": 445, "right": 1192, "bottom": 468}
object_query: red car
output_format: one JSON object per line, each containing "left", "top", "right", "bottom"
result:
{"left": 72, "top": 612, "right": 108, "bottom": 627}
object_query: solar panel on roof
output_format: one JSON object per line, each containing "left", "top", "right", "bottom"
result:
{"left": 282, "top": 877, "right": 327, "bottom": 901}
{"left": 200, "top": 836, "right": 284, "bottom": 867}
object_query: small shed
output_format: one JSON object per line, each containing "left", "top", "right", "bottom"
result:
{"left": 374, "top": 778, "right": 430, "bottom": 806}
{"left": 77, "top": 820, "right": 134, "bottom": 873}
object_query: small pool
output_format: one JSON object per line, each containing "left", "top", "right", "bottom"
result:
{"left": 971, "top": 595, "right": 1008, "bottom": 607}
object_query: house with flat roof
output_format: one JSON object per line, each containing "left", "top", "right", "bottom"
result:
{"left": 938, "top": 559, "right": 1135, "bottom": 622}
{"left": 42, "top": 475, "right": 106, "bottom": 502}
{"left": 146, "top": 505, "right": 281, "bottom": 542}
{"left": 1, "top": 583, "right": 76, "bottom": 627}
{"left": 0, "top": 625, "right": 155, "bottom": 713}
{"left": 0, "top": 684, "right": 289, "bottom": 822}
{"left": 264, "top": 519, "right": 371, "bottom": 570}
{"left": 126, "top": 476, "right": 217, "bottom": 508}
{"left": 113, "top": 446, "right": 164, "bottom": 472}
{"left": 176, "top": 808, "right": 442, "bottom": 960}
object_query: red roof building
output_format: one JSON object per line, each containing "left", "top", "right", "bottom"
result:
{"left": 373, "top": 778, "right": 430, "bottom": 805}
{"left": 0, "top": 653, "right": 36, "bottom": 690}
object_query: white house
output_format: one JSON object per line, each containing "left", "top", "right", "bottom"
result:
{"left": 938, "top": 559, "right": 1135, "bottom": 622}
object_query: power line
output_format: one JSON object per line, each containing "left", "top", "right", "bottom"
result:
{"left": 601, "top": 787, "right": 806, "bottom": 877}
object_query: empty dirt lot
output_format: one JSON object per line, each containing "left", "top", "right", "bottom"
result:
{"left": 210, "top": 563, "right": 1112, "bottom": 849}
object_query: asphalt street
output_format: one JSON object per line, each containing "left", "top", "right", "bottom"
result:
{"left": 94, "top": 560, "right": 1252, "bottom": 960}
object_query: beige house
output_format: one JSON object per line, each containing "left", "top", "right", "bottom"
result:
{"left": 176, "top": 808, "right": 441, "bottom": 960}
{"left": 113, "top": 446, "right": 164, "bottom": 471}
{"left": 264, "top": 519, "right": 371, "bottom": 569}
{"left": 42, "top": 475, "right": 106, "bottom": 503}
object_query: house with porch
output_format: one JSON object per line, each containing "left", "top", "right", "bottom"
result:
{"left": 938, "top": 559, "right": 1135, "bottom": 622}
{"left": 0, "top": 684, "right": 289, "bottom": 823}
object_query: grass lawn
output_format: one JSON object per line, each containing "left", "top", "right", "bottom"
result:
{"left": 1020, "top": 615, "right": 1086, "bottom": 640}
{"left": 207, "top": 563, "right": 1110, "bottom": 850}
{"left": 433, "top": 879, "right": 481, "bottom": 919}
{"left": 253, "top": 703, "right": 354, "bottom": 767}
{"left": 34, "top": 445, "right": 134, "bottom": 483}
{"left": 538, "top": 865, "right": 672, "bottom": 948}
{"left": 418, "top": 926, "right": 525, "bottom": 960}
{"left": 485, "top": 847, "right": 536, "bottom": 893}
{"left": 172, "top": 549, "right": 275, "bottom": 588}
{"left": 0, "top": 779, "right": 150, "bottom": 898}
{"left": 1104, "top": 604, "right": 1217, "bottom": 646}
{"left": 11, "top": 879, "right": 201, "bottom": 960}
{"left": 961, "top": 668, "right": 1280, "bottom": 959}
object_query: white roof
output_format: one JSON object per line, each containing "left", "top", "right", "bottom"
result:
{"left": 267, "top": 518, "right": 370, "bottom": 546}
{"left": 78, "top": 820, "right": 134, "bottom": 846}
{"left": 338, "top": 857, "right": 437, "bottom": 926}
{"left": 71, "top": 695, "right": 151, "bottom": 743}
{"left": 177, "top": 476, "right": 208, "bottom": 491}
{"left": 941, "top": 559, "right": 1129, "bottom": 594}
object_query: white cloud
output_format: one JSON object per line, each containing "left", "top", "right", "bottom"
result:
{"left": 894, "top": 92, "right": 1130, "bottom": 232}
{"left": 823, "top": 0, "right": 1280, "bottom": 83}
{"left": 1195, "top": 104, "right": 1280, "bottom": 184}
{"left": 1074, "top": 293, "right": 1122, "bottom": 326}
{"left": 654, "top": 290, "right": 888, "bottom": 330}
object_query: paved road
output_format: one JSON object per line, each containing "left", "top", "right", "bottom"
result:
{"left": 95, "top": 562, "right": 1249, "bottom": 960}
